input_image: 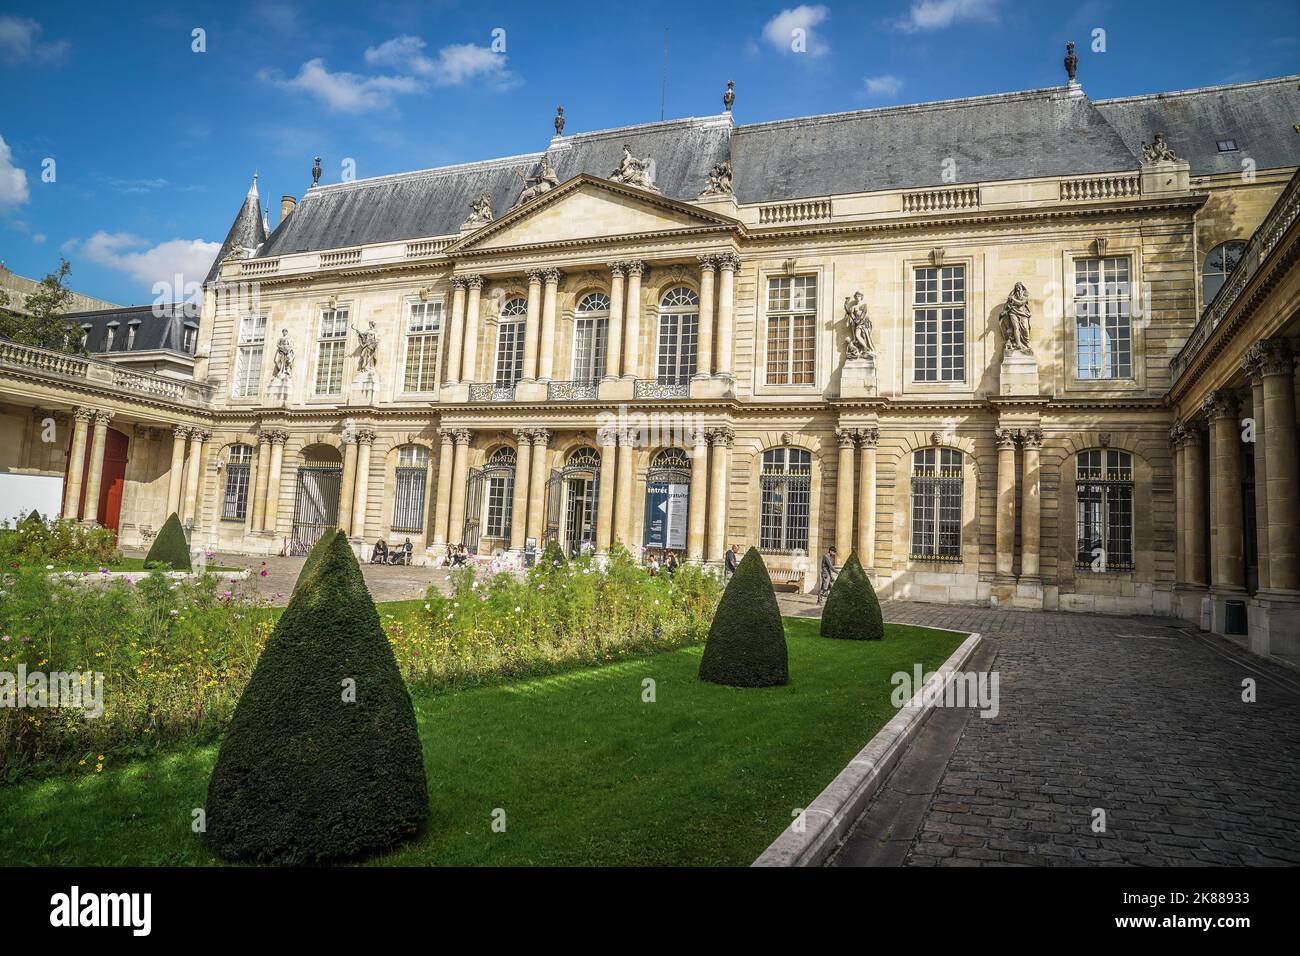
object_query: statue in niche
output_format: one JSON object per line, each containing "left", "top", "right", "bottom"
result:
{"left": 513, "top": 157, "right": 560, "bottom": 207}
{"left": 998, "top": 282, "right": 1033, "bottom": 355}
{"left": 464, "top": 191, "right": 494, "bottom": 228}
{"left": 609, "top": 144, "right": 658, "bottom": 191}
{"left": 698, "top": 160, "right": 733, "bottom": 198}
{"left": 272, "top": 328, "right": 295, "bottom": 380}
{"left": 843, "top": 292, "right": 876, "bottom": 359}
{"left": 1141, "top": 132, "right": 1179, "bottom": 164}
{"left": 354, "top": 321, "right": 379, "bottom": 372}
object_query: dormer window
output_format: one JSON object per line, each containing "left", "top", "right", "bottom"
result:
{"left": 1216, "top": 139, "right": 1238, "bottom": 152}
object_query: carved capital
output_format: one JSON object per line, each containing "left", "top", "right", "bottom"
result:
{"left": 1020, "top": 428, "right": 1043, "bottom": 450}
{"left": 530, "top": 428, "right": 551, "bottom": 447}
{"left": 607, "top": 261, "right": 627, "bottom": 278}
{"left": 451, "top": 275, "right": 470, "bottom": 291}
{"left": 266, "top": 430, "right": 289, "bottom": 445}
{"left": 707, "top": 426, "right": 735, "bottom": 448}
{"left": 190, "top": 429, "right": 211, "bottom": 444}
{"left": 541, "top": 267, "right": 563, "bottom": 285}
{"left": 697, "top": 254, "right": 719, "bottom": 272}
{"left": 173, "top": 424, "right": 192, "bottom": 440}
{"left": 994, "top": 427, "right": 1018, "bottom": 450}
{"left": 512, "top": 427, "right": 534, "bottom": 446}
{"left": 92, "top": 408, "right": 114, "bottom": 424}
{"left": 355, "top": 428, "right": 377, "bottom": 445}
{"left": 1201, "top": 389, "right": 1239, "bottom": 422}
{"left": 835, "top": 426, "right": 858, "bottom": 449}
{"left": 596, "top": 426, "right": 620, "bottom": 448}
{"left": 73, "top": 407, "right": 97, "bottom": 424}
{"left": 526, "top": 269, "right": 547, "bottom": 285}
{"left": 623, "top": 260, "right": 646, "bottom": 279}
{"left": 715, "top": 252, "right": 741, "bottom": 273}
{"left": 689, "top": 427, "right": 710, "bottom": 449}
{"left": 1257, "top": 338, "right": 1296, "bottom": 378}
{"left": 463, "top": 274, "right": 485, "bottom": 291}
{"left": 1169, "top": 422, "right": 1186, "bottom": 448}
{"left": 859, "top": 427, "right": 879, "bottom": 447}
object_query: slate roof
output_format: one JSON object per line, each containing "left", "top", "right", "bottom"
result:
{"left": 61, "top": 304, "right": 197, "bottom": 355}
{"left": 206, "top": 176, "right": 268, "bottom": 284}
{"left": 242, "top": 74, "right": 1300, "bottom": 259}
{"left": 1094, "top": 75, "right": 1300, "bottom": 178}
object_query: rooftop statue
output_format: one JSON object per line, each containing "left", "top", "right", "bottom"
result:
{"left": 513, "top": 158, "right": 560, "bottom": 208}
{"left": 609, "top": 144, "right": 659, "bottom": 192}
{"left": 463, "top": 191, "right": 494, "bottom": 228}
{"left": 1142, "top": 132, "right": 1179, "bottom": 164}
{"left": 699, "top": 160, "right": 733, "bottom": 199}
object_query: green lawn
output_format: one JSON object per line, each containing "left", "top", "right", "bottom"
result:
{"left": 0, "top": 618, "right": 965, "bottom": 866}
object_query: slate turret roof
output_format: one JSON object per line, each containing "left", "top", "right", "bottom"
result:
{"left": 206, "top": 175, "right": 268, "bottom": 284}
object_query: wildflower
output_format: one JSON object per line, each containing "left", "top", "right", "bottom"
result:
{"left": 45, "top": 564, "right": 54, "bottom": 570}
{"left": 514, "top": 606, "right": 522, "bottom": 613}
{"left": 424, "top": 603, "right": 431, "bottom": 610}
{"left": 259, "top": 570, "right": 268, "bottom": 577}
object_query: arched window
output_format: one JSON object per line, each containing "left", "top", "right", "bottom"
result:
{"left": 1202, "top": 240, "right": 1247, "bottom": 305}
{"left": 910, "top": 448, "right": 962, "bottom": 561}
{"left": 656, "top": 287, "right": 699, "bottom": 385}
{"left": 393, "top": 444, "right": 430, "bottom": 533}
{"left": 484, "top": 447, "right": 517, "bottom": 539}
{"left": 572, "top": 292, "right": 610, "bottom": 383}
{"left": 495, "top": 297, "right": 528, "bottom": 386}
{"left": 759, "top": 447, "right": 811, "bottom": 553}
{"left": 1075, "top": 449, "right": 1134, "bottom": 571}
{"left": 222, "top": 444, "right": 254, "bottom": 521}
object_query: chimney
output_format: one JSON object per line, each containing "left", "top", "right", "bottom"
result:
{"left": 280, "top": 195, "right": 297, "bottom": 224}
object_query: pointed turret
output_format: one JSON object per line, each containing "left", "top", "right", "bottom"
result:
{"left": 205, "top": 174, "right": 268, "bottom": 284}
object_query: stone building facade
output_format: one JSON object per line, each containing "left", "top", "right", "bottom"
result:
{"left": 2, "top": 62, "right": 1298, "bottom": 655}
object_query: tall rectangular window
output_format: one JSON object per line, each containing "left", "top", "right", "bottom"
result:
{"left": 233, "top": 314, "right": 267, "bottom": 397}
{"left": 1074, "top": 257, "right": 1132, "bottom": 379}
{"left": 910, "top": 448, "right": 963, "bottom": 560}
{"left": 403, "top": 301, "right": 441, "bottom": 392}
{"left": 495, "top": 320, "right": 526, "bottom": 386}
{"left": 759, "top": 448, "right": 812, "bottom": 552}
{"left": 314, "top": 307, "right": 349, "bottom": 395}
{"left": 392, "top": 445, "right": 429, "bottom": 532}
{"left": 913, "top": 265, "right": 965, "bottom": 382}
{"left": 765, "top": 275, "right": 816, "bottom": 386}
{"left": 1075, "top": 449, "right": 1134, "bottom": 569}
{"left": 222, "top": 445, "right": 253, "bottom": 521}
{"left": 572, "top": 316, "right": 608, "bottom": 383}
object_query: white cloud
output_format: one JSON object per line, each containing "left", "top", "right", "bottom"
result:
{"left": 0, "top": 15, "right": 68, "bottom": 64}
{"left": 364, "top": 36, "right": 515, "bottom": 88}
{"left": 76, "top": 231, "right": 221, "bottom": 294}
{"left": 894, "top": 0, "right": 1001, "bottom": 32}
{"left": 258, "top": 58, "right": 419, "bottom": 113}
{"left": 0, "top": 135, "right": 30, "bottom": 209}
{"left": 863, "top": 74, "right": 903, "bottom": 97}
{"left": 761, "top": 5, "right": 831, "bottom": 56}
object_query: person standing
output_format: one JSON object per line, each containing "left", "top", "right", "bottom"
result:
{"left": 724, "top": 544, "right": 739, "bottom": 578}
{"left": 817, "top": 545, "right": 838, "bottom": 605}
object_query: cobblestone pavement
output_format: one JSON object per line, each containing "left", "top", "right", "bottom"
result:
{"left": 819, "top": 599, "right": 1300, "bottom": 867}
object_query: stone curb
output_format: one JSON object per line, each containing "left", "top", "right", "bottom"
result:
{"left": 751, "top": 627, "right": 983, "bottom": 867}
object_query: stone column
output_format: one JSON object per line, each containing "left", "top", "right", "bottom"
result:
{"left": 338, "top": 430, "right": 359, "bottom": 535}
{"left": 182, "top": 429, "right": 209, "bottom": 526}
{"left": 1184, "top": 428, "right": 1208, "bottom": 587}
{"left": 538, "top": 268, "right": 561, "bottom": 382}
{"left": 994, "top": 427, "right": 1017, "bottom": 578}
{"left": 446, "top": 428, "right": 473, "bottom": 548}
{"left": 523, "top": 270, "right": 544, "bottom": 380}
{"left": 687, "top": 428, "right": 709, "bottom": 562}
{"left": 61, "top": 409, "right": 92, "bottom": 520}
{"left": 695, "top": 256, "right": 717, "bottom": 377}
{"left": 509, "top": 429, "right": 533, "bottom": 552}
{"left": 351, "top": 429, "right": 375, "bottom": 541}
{"left": 165, "top": 424, "right": 188, "bottom": 519}
{"left": 621, "top": 261, "right": 645, "bottom": 380}
{"left": 1241, "top": 359, "right": 1269, "bottom": 591}
{"left": 1204, "top": 390, "right": 1245, "bottom": 592}
{"left": 835, "top": 427, "right": 856, "bottom": 560}
{"left": 1170, "top": 424, "right": 1186, "bottom": 586}
{"left": 706, "top": 426, "right": 734, "bottom": 561}
{"left": 715, "top": 253, "right": 739, "bottom": 378}
{"left": 525, "top": 428, "right": 551, "bottom": 545}
{"left": 461, "top": 275, "right": 484, "bottom": 384}
{"left": 857, "top": 428, "right": 878, "bottom": 568}
{"left": 445, "top": 276, "right": 468, "bottom": 384}
{"left": 251, "top": 432, "right": 272, "bottom": 533}
{"left": 613, "top": 429, "right": 637, "bottom": 548}
{"left": 595, "top": 427, "right": 618, "bottom": 553}
{"left": 432, "top": 429, "right": 456, "bottom": 548}
{"left": 1020, "top": 429, "right": 1042, "bottom": 580}
{"left": 604, "top": 263, "right": 626, "bottom": 380}
{"left": 1259, "top": 340, "right": 1299, "bottom": 591}
{"left": 263, "top": 431, "right": 287, "bottom": 534}
{"left": 80, "top": 410, "right": 114, "bottom": 524}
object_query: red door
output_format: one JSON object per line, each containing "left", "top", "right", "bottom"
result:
{"left": 72, "top": 427, "right": 129, "bottom": 529}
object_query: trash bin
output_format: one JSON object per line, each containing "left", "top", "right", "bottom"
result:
{"left": 1224, "top": 600, "right": 1248, "bottom": 636}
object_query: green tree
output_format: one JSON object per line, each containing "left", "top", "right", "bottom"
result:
{"left": 820, "top": 551, "right": 885, "bottom": 641}
{"left": 0, "top": 258, "right": 83, "bottom": 353}
{"left": 698, "top": 547, "right": 789, "bottom": 687}
{"left": 206, "top": 533, "right": 429, "bottom": 864}
{"left": 144, "top": 513, "right": 192, "bottom": 571}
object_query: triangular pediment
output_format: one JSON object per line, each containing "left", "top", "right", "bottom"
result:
{"left": 447, "top": 175, "right": 739, "bottom": 254}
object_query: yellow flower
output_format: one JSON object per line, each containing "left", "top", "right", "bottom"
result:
{"left": 95, "top": 764, "right": 103, "bottom": 772}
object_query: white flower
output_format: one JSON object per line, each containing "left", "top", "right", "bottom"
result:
{"left": 45, "top": 564, "right": 53, "bottom": 570}
{"left": 424, "top": 603, "right": 431, "bottom": 610}
{"left": 446, "top": 613, "right": 454, "bottom": 620}
{"left": 514, "top": 606, "right": 522, "bottom": 613}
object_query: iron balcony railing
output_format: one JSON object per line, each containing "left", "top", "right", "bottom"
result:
{"left": 468, "top": 382, "right": 516, "bottom": 403}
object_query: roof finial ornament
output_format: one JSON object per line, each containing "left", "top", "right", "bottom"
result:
{"left": 311, "top": 156, "right": 322, "bottom": 188}
{"left": 554, "top": 105, "right": 565, "bottom": 137}
{"left": 723, "top": 79, "right": 735, "bottom": 113}
{"left": 1064, "top": 41, "right": 1078, "bottom": 85}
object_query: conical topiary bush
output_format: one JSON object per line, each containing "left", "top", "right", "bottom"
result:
{"left": 144, "top": 512, "right": 191, "bottom": 571}
{"left": 206, "top": 532, "right": 428, "bottom": 864}
{"left": 294, "top": 528, "right": 339, "bottom": 595}
{"left": 698, "top": 547, "right": 788, "bottom": 687}
{"left": 821, "top": 551, "right": 884, "bottom": 641}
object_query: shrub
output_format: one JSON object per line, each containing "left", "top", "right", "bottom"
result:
{"left": 144, "top": 513, "right": 190, "bottom": 571}
{"left": 821, "top": 551, "right": 884, "bottom": 641}
{"left": 0, "top": 516, "right": 121, "bottom": 569}
{"left": 698, "top": 547, "right": 788, "bottom": 687}
{"left": 294, "top": 529, "right": 338, "bottom": 594}
{"left": 206, "top": 533, "right": 428, "bottom": 864}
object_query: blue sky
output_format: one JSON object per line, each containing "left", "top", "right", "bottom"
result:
{"left": 1, "top": 0, "right": 1297, "bottom": 306}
